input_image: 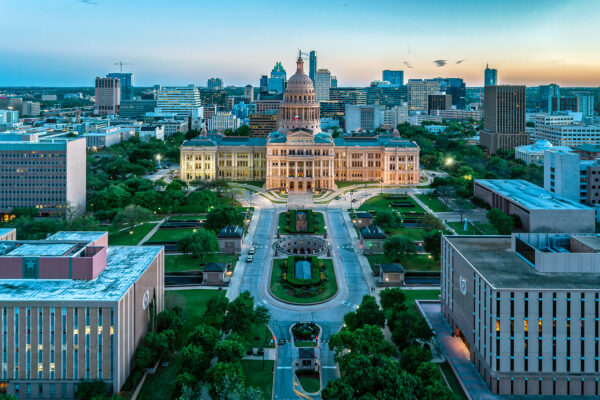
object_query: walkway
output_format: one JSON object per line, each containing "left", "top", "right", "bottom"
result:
{"left": 418, "top": 301, "right": 499, "bottom": 400}
{"left": 137, "top": 217, "right": 167, "bottom": 245}
{"left": 287, "top": 193, "right": 314, "bottom": 209}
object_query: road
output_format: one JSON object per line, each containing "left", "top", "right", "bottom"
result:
{"left": 230, "top": 199, "right": 370, "bottom": 399}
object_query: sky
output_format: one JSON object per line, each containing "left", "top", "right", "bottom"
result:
{"left": 1, "top": 0, "right": 599, "bottom": 87}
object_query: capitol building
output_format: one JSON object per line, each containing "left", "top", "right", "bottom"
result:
{"left": 180, "top": 54, "right": 420, "bottom": 192}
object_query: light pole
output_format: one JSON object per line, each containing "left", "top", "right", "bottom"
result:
{"left": 379, "top": 178, "right": 383, "bottom": 195}
{"left": 156, "top": 154, "right": 162, "bottom": 168}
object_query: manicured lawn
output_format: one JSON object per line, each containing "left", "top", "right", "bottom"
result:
{"left": 472, "top": 221, "right": 499, "bottom": 235}
{"left": 243, "top": 323, "right": 276, "bottom": 349}
{"left": 136, "top": 353, "right": 183, "bottom": 400}
{"left": 294, "top": 340, "right": 317, "bottom": 347}
{"left": 241, "top": 180, "right": 266, "bottom": 188}
{"left": 358, "top": 194, "right": 424, "bottom": 214}
{"left": 415, "top": 194, "right": 449, "bottom": 212}
{"left": 165, "top": 253, "right": 238, "bottom": 272}
{"left": 367, "top": 253, "right": 438, "bottom": 272}
{"left": 400, "top": 289, "right": 441, "bottom": 314}
{"left": 438, "top": 362, "right": 469, "bottom": 400}
{"left": 167, "top": 214, "right": 205, "bottom": 222}
{"left": 278, "top": 210, "right": 325, "bottom": 234}
{"left": 270, "top": 259, "right": 337, "bottom": 304}
{"left": 296, "top": 371, "right": 321, "bottom": 393}
{"left": 454, "top": 197, "right": 475, "bottom": 210}
{"left": 335, "top": 180, "right": 377, "bottom": 188}
{"left": 387, "top": 227, "right": 429, "bottom": 242}
{"left": 242, "top": 360, "right": 274, "bottom": 400}
{"left": 216, "top": 195, "right": 242, "bottom": 208}
{"left": 447, "top": 221, "right": 478, "bottom": 235}
{"left": 147, "top": 227, "right": 198, "bottom": 242}
{"left": 108, "top": 222, "right": 157, "bottom": 245}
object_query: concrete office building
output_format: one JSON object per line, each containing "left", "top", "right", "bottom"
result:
{"left": 329, "top": 88, "right": 366, "bottom": 105}
{"left": 244, "top": 85, "right": 254, "bottom": 102}
{"left": 249, "top": 113, "right": 278, "bottom": 136}
{"left": 382, "top": 70, "right": 403, "bottom": 86}
{"left": 480, "top": 85, "right": 528, "bottom": 153}
{"left": 85, "top": 127, "right": 134, "bottom": 150}
{"left": 314, "top": 69, "right": 331, "bottom": 102}
{"left": 207, "top": 112, "right": 241, "bottom": 133}
{"left": 0, "top": 231, "right": 164, "bottom": 398}
{"left": 429, "top": 109, "right": 483, "bottom": 121}
{"left": 535, "top": 122, "right": 600, "bottom": 147}
{"left": 157, "top": 85, "right": 202, "bottom": 118}
{"left": 309, "top": 51, "right": 317, "bottom": 83}
{"left": 0, "top": 134, "right": 86, "bottom": 218}
{"left": 549, "top": 96, "right": 578, "bottom": 113}
{"left": 427, "top": 93, "right": 452, "bottom": 113}
{"left": 408, "top": 79, "right": 440, "bottom": 111}
{"left": 575, "top": 144, "right": 600, "bottom": 160}
{"left": 0, "top": 98, "right": 22, "bottom": 112}
{"left": 382, "top": 104, "right": 409, "bottom": 128}
{"left": 94, "top": 77, "right": 120, "bottom": 115}
{"left": 484, "top": 64, "right": 497, "bottom": 86}
{"left": 441, "top": 232, "right": 600, "bottom": 397}
{"left": 21, "top": 102, "right": 41, "bottom": 117}
{"left": 545, "top": 149, "right": 600, "bottom": 205}
{"left": 344, "top": 104, "right": 384, "bottom": 132}
{"left": 409, "top": 113, "right": 442, "bottom": 126}
{"left": 474, "top": 179, "right": 595, "bottom": 232}
{"left": 207, "top": 78, "right": 223, "bottom": 91}
{"left": 0, "top": 110, "right": 19, "bottom": 123}
{"left": 0, "top": 228, "right": 16, "bottom": 240}
{"left": 107, "top": 73, "right": 133, "bottom": 101}
{"left": 365, "top": 84, "right": 408, "bottom": 108}
{"left": 574, "top": 92, "right": 595, "bottom": 119}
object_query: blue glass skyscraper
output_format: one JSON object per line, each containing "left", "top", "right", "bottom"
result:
{"left": 382, "top": 70, "right": 403, "bottom": 86}
{"left": 107, "top": 72, "right": 133, "bottom": 100}
{"left": 484, "top": 64, "right": 497, "bottom": 86}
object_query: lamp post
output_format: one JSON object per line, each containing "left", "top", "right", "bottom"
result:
{"left": 156, "top": 154, "right": 162, "bottom": 168}
{"left": 428, "top": 254, "right": 432, "bottom": 269}
{"left": 379, "top": 178, "right": 383, "bottom": 195}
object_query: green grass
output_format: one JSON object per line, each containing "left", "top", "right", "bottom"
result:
{"left": 471, "top": 221, "right": 499, "bottom": 235}
{"left": 165, "top": 253, "right": 238, "bottom": 272}
{"left": 387, "top": 227, "right": 429, "bottom": 242}
{"left": 167, "top": 214, "right": 205, "bottom": 222}
{"left": 399, "top": 289, "right": 441, "bottom": 314}
{"left": 108, "top": 222, "right": 157, "bottom": 245}
{"left": 136, "top": 353, "right": 183, "bottom": 400}
{"left": 447, "top": 221, "right": 478, "bottom": 235}
{"left": 278, "top": 211, "right": 325, "bottom": 234}
{"left": 415, "top": 194, "right": 449, "bottom": 212}
{"left": 335, "top": 180, "right": 377, "bottom": 188}
{"left": 147, "top": 228, "right": 199, "bottom": 242}
{"left": 367, "top": 254, "right": 438, "bottom": 272}
{"left": 242, "top": 360, "right": 274, "bottom": 400}
{"left": 358, "top": 194, "right": 424, "bottom": 214}
{"left": 438, "top": 362, "right": 468, "bottom": 400}
{"left": 296, "top": 371, "right": 321, "bottom": 393}
{"left": 454, "top": 197, "right": 475, "bottom": 210}
{"left": 243, "top": 323, "right": 276, "bottom": 349}
{"left": 239, "top": 180, "right": 266, "bottom": 188}
{"left": 216, "top": 195, "right": 242, "bottom": 208}
{"left": 294, "top": 340, "right": 317, "bottom": 347}
{"left": 270, "top": 259, "right": 337, "bottom": 304}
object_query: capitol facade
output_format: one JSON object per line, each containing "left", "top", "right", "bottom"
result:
{"left": 180, "top": 54, "right": 420, "bottom": 192}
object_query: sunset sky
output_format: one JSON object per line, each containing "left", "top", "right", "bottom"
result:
{"left": 1, "top": 0, "right": 599, "bottom": 87}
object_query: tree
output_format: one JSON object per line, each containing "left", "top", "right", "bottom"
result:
{"left": 222, "top": 291, "right": 255, "bottom": 334}
{"left": 74, "top": 381, "right": 108, "bottom": 400}
{"left": 321, "top": 379, "right": 355, "bottom": 400}
{"left": 204, "top": 294, "right": 230, "bottom": 325}
{"left": 415, "top": 362, "right": 443, "bottom": 387}
{"left": 374, "top": 211, "right": 402, "bottom": 232}
{"left": 253, "top": 305, "right": 271, "bottom": 339}
{"left": 389, "top": 310, "right": 433, "bottom": 351}
{"left": 208, "top": 362, "right": 245, "bottom": 400}
{"left": 177, "top": 230, "right": 218, "bottom": 263}
{"left": 329, "top": 325, "right": 397, "bottom": 366}
{"left": 185, "top": 129, "right": 202, "bottom": 140}
{"left": 112, "top": 205, "right": 154, "bottom": 232}
{"left": 383, "top": 236, "right": 416, "bottom": 262}
{"left": 144, "top": 331, "right": 169, "bottom": 361}
{"left": 400, "top": 345, "right": 432, "bottom": 374}
{"left": 487, "top": 208, "right": 514, "bottom": 235}
{"left": 421, "top": 213, "right": 444, "bottom": 232}
{"left": 181, "top": 344, "right": 211, "bottom": 379}
{"left": 208, "top": 179, "right": 230, "bottom": 197}
{"left": 234, "top": 125, "right": 251, "bottom": 136}
{"left": 186, "top": 324, "right": 221, "bottom": 355}
{"left": 343, "top": 295, "right": 386, "bottom": 331}
{"left": 216, "top": 336, "right": 247, "bottom": 362}
{"left": 423, "top": 230, "right": 442, "bottom": 260}
{"left": 0, "top": 394, "right": 18, "bottom": 400}
{"left": 379, "top": 288, "right": 407, "bottom": 314}
{"left": 172, "top": 372, "right": 199, "bottom": 399}
{"left": 421, "top": 382, "right": 457, "bottom": 400}
{"left": 205, "top": 206, "right": 244, "bottom": 232}
{"left": 135, "top": 345, "right": 154, "bottom": 369}
{"left": 156, "top": 307, "right": 183, "bottom": 332}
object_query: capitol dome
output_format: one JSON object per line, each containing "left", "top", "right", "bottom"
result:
{"left": 278, "top": 53, "right": 321, "bottom": 134}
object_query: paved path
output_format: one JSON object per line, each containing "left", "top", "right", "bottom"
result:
{"left": 137, "top": 217, "right": 167, "bottom": 245}
{"left": 418, "top": 301, "right": 499, "bottom": 400}
{"left": 287, "top": 193, "right": 314, "bottom": 209}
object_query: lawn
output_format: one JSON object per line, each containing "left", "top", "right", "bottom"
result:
{"left": 472, "top": 221, "right": 499, "bottom": 235}
{"left": 447, "top": 221, "right": 478, "bottom": 235}
{"left": 387, "top": 227, "right": 429, "bottom": 242}
{"left": 400, "top": 288, "right": 441, "bottom": 314}
{"left": 108, "top": 222, "right": 157, "bottom": 245}
{"left": 216, "top": 195, "right": 242, "bottom": 208}
{"left": 243, "top": 322, "right": 275, "bottom": 349}
{"left": 296, "top": 371, "right": 321, "bottom": 393}
{"left": 270, "top": 259, "right": 337, "bottom": 304}
{"left": 278, "top": 210, "right": 325, "bottom": 234}
{"left": 136, "top": 353, "right": 183, "bottom": 400}
{"left": 367, "top": 253, "right": 438, "bottom": 272}
{"left": 294, "top": 340, "right": 317, "bottom": 347}
{"left": 415, "top": 194, "right": 449, "bottom": 212}
{"left": 167, "top": 214, "right": 205, "bottom": 222}
{"left": 242, "top": 360, "right": 274, "bottom": 400}
{"left": 147, "top": 227, "right": 199, "bottom": 242}
{"left": 335, "top": 180, "right": 377, "bottom": 189}
{"left": 438, "top": 362, "right": 468, "bottom": 400}
{"left": 165, "top": 253, "right": 238, "bottom": 272}
{"left": 240, "top": 180, "right": 266, "bottom": 188}
{"left": 358, "top": 194, "right": 424, "bottom": 214}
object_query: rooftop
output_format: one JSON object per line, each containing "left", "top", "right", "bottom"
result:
{"left": 6, "top": 243, "right": 80, "bottom": 257}
{"left": 48, "top": 231, "right": 106, "bottom": 243}
{"left": 0, "top": 246, "right": 162, "bottom": 302}
{"left": 218, "top": 225, "right": 244, "bottom": 238}
{"left": 0, "top": 228, "right": 15, "bottom": 237}
{"left": 380, "top": 263, "right": 404, "bottom": 273}
{"left": 446, "top": 236, "right": 600, "bottom": 290}
{"left": 475, "top": 179, "right": 592, "bottom": 211}
{"left": 360, "top": 225, "right": 387, "bottom": 239}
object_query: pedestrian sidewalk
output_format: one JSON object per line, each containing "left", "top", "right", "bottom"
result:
{"left": 243, "top": 348, "right": 277, "bottom": 360}
{"left": 227, "top": 207, "right": 262, "bottom": 300}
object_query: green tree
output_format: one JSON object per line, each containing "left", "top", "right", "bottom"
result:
{"left": 421, "top": 213, "right": 444, "bottom": 232}
{"left": 234, "top": 125, "right": 251, "bottom": 136}
{"left": 135, "top": 345, "right": 154, "bottom": 369}
{"left": 204, "top": 294, "right": 230, "bottom": 326}
{"left": 208, "top": 362, "right": 245, "bottom": 400}
{"left": 223, "top": 291, "right": 255, "bottom": 334}
{"left": 400, "top": 345, "right": 432, "bottom": 374}
{"left": 144, "top": 331, "right": 169, "bottom": 361}
{"left": 383, "top": 235, "right": 416, "bottom": 262}
{"left": 373, "top": 211, "right": 402, "bottom": 232}
{"left": 177, "top": 230, "right": 218, "bottom": 263}
{"left": 321, "top": 379, "right": 355, "bottom": 399}
{"left": 156, "top": 307, "right": 183, "bottom": 332}
{"left": 329, "top": 325, "right": 397, "bottom": 366}
{"left": 112, "top": 205, "right": 154, "bottom": 232}
{"left": 421, "top": 382, "right": 457, "bottom": 400}
{"left": 415, "top": 362, "right": 443, "bottom": 387}
{"left": 185, "top": 129, "right": 202, "bottom": 140}
{"left": 172, "top": 372, "right": 199, "bottom": 399}
{"left": 343, "top": 295, "right": 386, "bottom": 331}
{"left": 379, "top": 288, "right": 407, "bottom": 314}
{"left": 487, "top": 208, "right": 514, "bottom": 235}
{"left": 423, "top": 230, "right": 442, "bottom": 260}
{"left": 205, "top": 206, "right": 243, "bottom": 232}
{"left": 389, "top": 310, "right": 433, "bottom": 351}
{"left": 74, "top": 380, "right": 108, "bottom": 400}
{"left": 253, "top": 305, "right": 271, "bottom": 339}
{"left": 186, "top": 324, "right": 221, "bottom": 355}
{"left": 216, "top": 336, "right": 247, "bottom": 362}
{"left": 181, "top": 344, "right": 211, "bottom": 379}
{"left": 94, "top": 184, "right": 132, "bottom": 211}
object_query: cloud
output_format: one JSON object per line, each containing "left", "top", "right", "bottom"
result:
{"left": 79, "top": 0, "right": 98, "bottom": 4}
{"left": 403, "top": 61, "right": 413, "bottom": 68}
{"left": 434, "top": 59, "right": 447, "bottom": 67}
{"left": 456, "top": 59, "right": 466, "bottom": 64}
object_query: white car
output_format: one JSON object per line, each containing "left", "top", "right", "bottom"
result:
{"left": 248, "top": 247, "right": 255, "bottom": 255}
{"left": 246, "top": 255, "right": 254, "bottom": 263}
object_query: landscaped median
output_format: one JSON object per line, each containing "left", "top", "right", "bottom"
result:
{"left": 270, "top": 257, "right": 337, "bottom": 304}
{"left": 278, "top": 210, "right": 325, "bottom": 234}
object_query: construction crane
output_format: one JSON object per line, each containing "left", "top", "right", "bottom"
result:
{"left": 114, "top": 61, "right": 133, "bottom": 73}
{"left": 297, "top": 50, "right": 310, "bottom": 61}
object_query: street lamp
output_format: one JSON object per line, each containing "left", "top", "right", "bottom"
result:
{"left": 444, "top": 157, "right": 453, "bottom": 167}
{"left": 428, "top": 254, "right": 432, "bottom": 269}
{"left": 379, "top": 178, "right": 383, "bottom": 195}
{"left": 156, "top": 154, "right": 162, "bottom": 168}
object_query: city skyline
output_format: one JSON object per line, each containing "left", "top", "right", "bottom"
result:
{"left": 1, "top": 0, "right": 599, "bottom": 87}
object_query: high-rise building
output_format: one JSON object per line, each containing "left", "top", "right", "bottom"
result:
{"left": 0, "top": 110, "right": 19, "bottom": 123}
{"left": 407, "top": 79, "right": 440, "bottom": 111}
{"left": 259, "top": 75, "right": 269, "bottom": 93}
{"left": 207, "top": 78, "right": 223, "bottom": 90}
{"left": 309, "top": 51, "right": 317, "bottom": 83}
{"left": 0, "top": 97, "right": 22, "bottom": 112}
{"left": 538, "top": 83, "right": 560, "bottom": 112}
{"left": 157, "top": 85, "right": 202, "bottom": 117}
{"left": 574, "top": 91, "right": 595, "bottom": 118}
{"left": 544, "top": 148, "right": 600, "bottom": 205}
{"left": 440, "top": 78, "right": 466, "bottom": 109}
{"left": 330, "top": 76, "right": 338, "bottom": 88}
{"left": 107, "top": 72, "right": 134, "bottom": 101}
{"left": 365, "top": 84, "right": 408, "bottom": 108}
{"left": 207, "top": 112, "right": 241, "bottom": 132}
{"left": 382, "top": 70, "right": 404, "bottom": 86}
{"left": 0, "top": 134, "right": 86, "bottom": 217}
{"left": 329, "top": 87, "right": 366, "bottom": 105}
{"left": 244, "top": 85, "right": 254, "bottom": 102}
{"left": 383, "top": 104, "right": 409, "bottom": 128}
{"left": 480, "top": 85, "right": 528, "bottom": 153}
{"left": 427, "top": 93, "right": 452, "bottom": 113}
{"left": 344, "top": 104, "right": 384, "bottom": 132}
{"left": 549, "top": 96, "right": 578, "bottom": 113}
{"left": 94, "top": 77, "right": 120, "bottom": 115}
{"left": 268, "top": 62, "right": 287, "bottom": 93}
{"left": 119, "top": 99, "right": 158, "bottom": 118}
{"left": 314, "top": 69, "right": 331, "bottom": 102}
{"left": 21, "top": 101, "right": 41, "bottom": 117}
{"left": 249, "top": 112, "right": 278, "bottom": 136}
{"left": 484, "top": 64, "right": 497, "bottom": 86}
{"left": 0, "top": 230, "right": 164, "bottom": 398}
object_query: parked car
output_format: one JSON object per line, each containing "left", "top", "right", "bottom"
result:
{"left": 246, "top": 255, "right": 254, "bottom": 263}
{"left": 249, "top": 247, "right": 255, "bottom": 255}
